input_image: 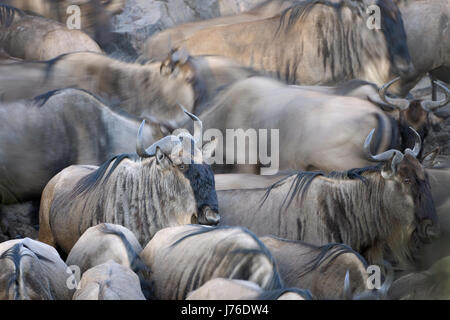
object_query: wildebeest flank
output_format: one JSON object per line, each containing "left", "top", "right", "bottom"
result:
{"left": 0, "top": 88, "right": 163, "bottom": 205}
{"left": 147, "top": 0, "right": 417, "bottom": 95}
{"left": 39, "top": 113, "right": 219, "bottom": 252}
{"left": 217, "top": 129, "right": 438, "bottom": 267}
{"left": 140, "top": 225, "right": 283, "bottom": 300}
{"left": 0, "top": 4, "right": 102, "bottom": 60}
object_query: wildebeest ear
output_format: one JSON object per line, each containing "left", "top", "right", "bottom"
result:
{"left": 155, "top": 147, "right": 170, "bottom": 168}
{"left": 202, "top": 138, "right": 217, "bottom": 161}
{"left": 381, "top": 153, "right": 397, "bottom": 179}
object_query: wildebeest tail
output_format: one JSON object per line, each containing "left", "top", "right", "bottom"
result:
{"left": 98, "top": 223, "right": 153, "bottom": 299}
{"left": 0, "top": 242, "right": 54, "bottom": 300}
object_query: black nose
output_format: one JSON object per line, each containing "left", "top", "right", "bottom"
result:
{"left": 198, "top": 206, "right": 220, "bottom": 226}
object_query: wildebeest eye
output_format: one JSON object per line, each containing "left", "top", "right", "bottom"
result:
{"left": 178, "top": 164, "right": 188, "bottom": 172}
{"left": 404, "top": 178, "right": 411, "bottom": 184}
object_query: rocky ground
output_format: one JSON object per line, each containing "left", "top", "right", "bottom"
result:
{"left": 0, "top": 201, "right": 39, "bottom": 242}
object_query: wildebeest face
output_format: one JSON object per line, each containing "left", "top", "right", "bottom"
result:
{"left": 398, "top": 101, "right": 429, "bottom": 157}
{"left": 390, "top": 154, "right": 439, "bottom": 242}
{"left": 180, "top": 163, "right": 220, "bottom": 226}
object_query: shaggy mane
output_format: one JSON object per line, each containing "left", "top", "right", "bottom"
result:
{"left": 0, "top": 4, "right": 24, "bottom": 28}
{"left": 260, "top": 164, "right": 383, "bottom": 211}
{"left": 69, "top": 153, "right": 140, "bottom": 200}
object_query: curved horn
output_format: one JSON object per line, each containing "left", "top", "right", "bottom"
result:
{"left": 379, "top": 77, "right": 410, "bottom": 110}
{"left": 404, "top": 127, "right": 421, "bottom": 158}
{"left": 178, "top": 103, "right": 202, "bottom": 144}
{"left": 364, "top": 128, "right": 404, "bottom": 174}
{"left": 144, "top": 135, "right": 181, "bottom": 157}
{"left": 422, "top": 81, "right": 450, "bottom": 111}
{"left": 136, "top": 120, "right": 152, "bottom": 158}
{"left": 343, "top": 271, "right": 352, "bottom": 300}
{"left": 364, "top": 129, "right": 402, "bottom": 162}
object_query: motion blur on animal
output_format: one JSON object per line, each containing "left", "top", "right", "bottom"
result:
{"left": 0, "top": 0, "right": 449, "bottom": 301}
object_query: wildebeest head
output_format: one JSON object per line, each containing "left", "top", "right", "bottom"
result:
{"left": 377, "top": 77, "right": 450, "bottom": 157}
{"left": 364, "top": 127, "right": 439, "bottom": 245}
{"left": 159, "top": 48, "right": 207, "bottom": 110}
{"left": 136, "top": 108, "right": 219, "bottom": 225}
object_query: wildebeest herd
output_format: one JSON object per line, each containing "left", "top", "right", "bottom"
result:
{"left": 0, "top": 0, "right": 449, "bottom": 300}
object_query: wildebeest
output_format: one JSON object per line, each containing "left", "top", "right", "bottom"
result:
{"left": 186, "top": 278, "right": 311, "bottom": 300}
{"left": 72, "top": 260, "right": 146, "bottom": 300}
{"left": 143, "top": 0, "right": 417, "bottom": 95}
{"left": 412, "top": 165, "right": 450, "bottom": 269}
{"left": 0, "top": 88, "right": 164, "bottom": 206}
{"left": 140, "top": 225, "right": 283, "bottom": 300}
{"left": 66, "top": 223, "right": 152, "bottom": 298}
{"left": 374, "top": 77, "right": 450, "bottom": 157}
{"left": 38, "top": 111, "right": 219, "bottom": 253}
{"left": 193, "top": 76, "right": 398, "bottom": 173}
{"left": 0, "top": 238, "right": 73, "bottom": 300}
{"left": 396, "top": 0, "right": 450, "bottom": 93}
{"left": 260, "top": 236, "right": 369, "bottom": 300}
{"left": 142, "top": 0, "right": 301, "bottom": 62}
{"left": 0, "top": 50, "right": 257, "bottom": 124}
{"left": 217, "top": 128, "right": 439, "bottom": 267}
{"left": 0, "top": 4, "right": 102, "bottom": 60}
{"left": 66, "top": 223, "right": 144, "bottom": 275}
{"left": 0, "top": 0, "right": 125, "bottom": 48}
{"left": 389, "top": 255, "right": 450, "bottom": 300}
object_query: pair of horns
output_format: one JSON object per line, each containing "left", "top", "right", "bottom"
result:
{"left": 380, "top": 77, "right": 450, "bottom": 111}
{"left": 136, "top": 105, "right": 202, "bottom": 158}
{"left": 364, "top": 126, "right": 421, "bottom": 173}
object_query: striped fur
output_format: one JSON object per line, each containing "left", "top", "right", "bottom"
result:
{"left": 41, "top": 154, "right": 198, "bottom": 253}
{"left": 0, "top": 238, "right": 74, "bottom": 300}
{"left": 0, "top": 88, "right": 161, "bottom": 205}
{"left": 66, "top": 223, "right": 153, "bottom": 299}
{"left": 153, "top": 0, "right": 415, "bottom": 94}
{"left": 141, "top": 225, "right": 283, "bottom": 300}
{"left": 0, "top": 4, "right": 23, "bottom": 28}
{"left": 218, "top": 156, "right": 436, "bottom": 268}
{"left": 261, "top": 235, "right": 369, "bottom": 299}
